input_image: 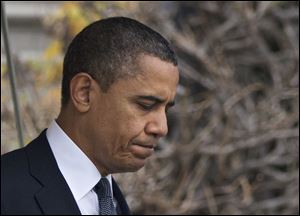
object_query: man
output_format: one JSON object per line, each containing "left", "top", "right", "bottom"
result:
{"left": 1, "top": 17, "right": 179, "bottom": 215}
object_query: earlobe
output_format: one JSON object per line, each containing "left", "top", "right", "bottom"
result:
{"left": 70, "top": 73, "right": 93, "bottom": 113}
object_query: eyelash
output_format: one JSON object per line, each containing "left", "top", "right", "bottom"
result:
{"left": 138, "top": 103, "right": 155, "bottom": 111}
{"left": 138, "top": 103, "right": 172, "bottom": 114}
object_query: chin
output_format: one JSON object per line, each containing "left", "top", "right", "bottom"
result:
{"left": 116, "top": 158, "right": 146, "bottom": 173}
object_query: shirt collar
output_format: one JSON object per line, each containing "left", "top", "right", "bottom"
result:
{"left": 46, "top": 120, "right": 113, "bottom": 202}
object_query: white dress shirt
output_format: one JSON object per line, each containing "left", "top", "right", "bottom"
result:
{"left": 46, "top": 120, "right": 114, "bottom": 215}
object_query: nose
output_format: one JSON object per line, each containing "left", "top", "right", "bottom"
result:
{"left": 145, "top": 112, "right": 168, "bottom": 138}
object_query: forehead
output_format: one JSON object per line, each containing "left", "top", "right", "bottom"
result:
{"left": 110, "top": 55, "right": 179, "bottom": 99}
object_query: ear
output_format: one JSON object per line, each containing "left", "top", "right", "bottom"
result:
{"left": 69, "top": 73, "right": 94, "bottom": 113}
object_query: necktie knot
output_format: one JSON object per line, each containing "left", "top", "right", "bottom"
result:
{"left": 95, "top": 178, "right": 112, "bottom": 198}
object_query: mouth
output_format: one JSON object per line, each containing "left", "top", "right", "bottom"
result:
{"left": 129, "top": 142, "right": 155, "bottom": 159}
{"left": 134, "top": 143, "right": 154, "bottom": 149}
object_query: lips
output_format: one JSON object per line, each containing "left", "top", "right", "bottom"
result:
{"left": 129, "top": 143, "right": 155, "bottom": 159}
{"left": 135, "top": 143, "right": 154, "bottom": 149}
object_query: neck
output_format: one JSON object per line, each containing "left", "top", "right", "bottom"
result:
{"left": 56, "top": 107, "right": 111, "bottom": 177}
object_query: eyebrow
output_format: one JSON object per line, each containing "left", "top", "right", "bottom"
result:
{"left": 136, "top": 95, "right": 175, "bottom": 107}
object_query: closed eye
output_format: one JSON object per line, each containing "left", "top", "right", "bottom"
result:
{"left": 133, "top": 95, "right": 175, "bottom": 112}
{"left": 138, "top": 102, "right": 156, "bottom": 111}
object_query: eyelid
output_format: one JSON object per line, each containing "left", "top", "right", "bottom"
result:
{"left": 138, "top": 100, "right": 155, "bottom": 105}
{"left": 138, "top": 102, "right": 156, "bottom": 111}
{"left": 136, "top": 98, "right": 175, "bottom": 112}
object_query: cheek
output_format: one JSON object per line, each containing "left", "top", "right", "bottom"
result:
{"left": 116, "top": 117, "right": 146, "bottom": 150}
{"left": 95, "top": 99, "right": 146, "bottom": 150}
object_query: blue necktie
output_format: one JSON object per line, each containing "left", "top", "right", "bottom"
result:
{"left": 94, "top": 178, "right": 117, "bottom": 215}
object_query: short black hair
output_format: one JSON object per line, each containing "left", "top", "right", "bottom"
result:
{"left": 61, "top": 16, "right": 177, "bottom": 106}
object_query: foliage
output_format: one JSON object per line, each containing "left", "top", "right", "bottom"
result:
{"left": 117, "top": 2, "right": 299, "bottom": 215}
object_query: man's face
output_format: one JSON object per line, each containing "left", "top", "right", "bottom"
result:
{"left": 86, "top": 55, "right": 179, "bottom": 175}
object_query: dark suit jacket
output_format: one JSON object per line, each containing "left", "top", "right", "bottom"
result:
{"left": 1, "top": 130, "right": 130, "bottom": 215}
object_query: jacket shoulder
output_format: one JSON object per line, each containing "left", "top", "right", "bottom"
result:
{"left": 1, "top": 147, "right": 28, "bottom": 181}
{"left": 1, "top": 130, "right": 48, "bottom": 189}
{"left": 1, "top": 131, "right": 47, "bottom": 215}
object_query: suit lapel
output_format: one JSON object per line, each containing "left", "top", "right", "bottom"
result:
{"left": 112, "top": 178, "right": 130, "bottom": 215}
{"left": 25, "top": 130, "right": 81, "bottom": 215}
{"left": 34, "top": 184, "right": 81, "bottom": 215}
{"left": 25, "top": 130, "right": 130, "bottom": 215}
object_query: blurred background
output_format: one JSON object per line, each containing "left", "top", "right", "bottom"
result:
{"left": 1, "top": 1, "right": 299, "bottom": 215}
